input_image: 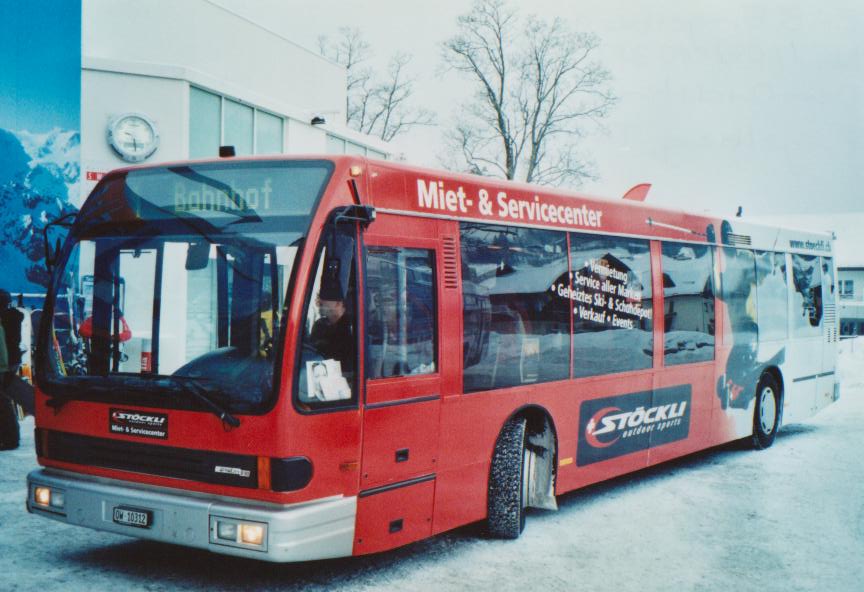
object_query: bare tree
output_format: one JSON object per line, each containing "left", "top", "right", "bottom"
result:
{"left": 442, "top": 0, "right": 616, "bottom": 186}
{"left": 318, "top": 27, "right": 372, "bottom": 126}
{"left": 319, "top": 28, "right": 434, "bottom": 142}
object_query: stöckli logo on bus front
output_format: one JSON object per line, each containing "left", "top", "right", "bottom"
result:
{"left": 109, "top": 408, "right": 168, "bottom": 440}
{"left": 577, "top": 385, "right": 691, "bottom": 466}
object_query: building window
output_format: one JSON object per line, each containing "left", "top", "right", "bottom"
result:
{"left": 345, "top": 140, "right": 366, "bottom": 156}
{"left": 224, "top": 99, "right": 253, "bottom": 156}
{"left": 326, "top": 134, "right": 346, "bottom": 154}
{"left": 189, "top": 86, "right": 285, "bottom": 158}
{"left": 189, "top": 87, "right": 221, "bottom": 159}
{"left": 365, "top": 247, "right": 437, "bottom": 378}
{"left": 664, "top": 243, "right": 715, "bottom": 365}
{"left": 256, "top": 110, "right": 283, "bottom": 155}
{"left": 326, "top": 133, "right": 387, "bottom": 159}
{"left": 840, "top": 279, "right": 854, "bottom": 300}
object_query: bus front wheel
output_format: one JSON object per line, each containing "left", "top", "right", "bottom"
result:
{"left": 487, "top": 415, "right": 528, "bottom": 539}
{"left": 751, "top": 374, "right": 780, "bottom": 450}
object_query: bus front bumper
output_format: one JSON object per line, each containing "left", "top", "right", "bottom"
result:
{"left": 26, "top": 468, "right": 356, "bottom": 562}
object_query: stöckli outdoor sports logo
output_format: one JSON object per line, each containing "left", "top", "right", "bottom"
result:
{"left": 577, "top": 385, "right": 691, "bottom": 466}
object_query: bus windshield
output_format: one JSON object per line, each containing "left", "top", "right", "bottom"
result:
{"left": 40, "top": 160, "right": 333, "bottom": 413}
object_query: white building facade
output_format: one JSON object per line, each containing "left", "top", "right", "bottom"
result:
{"left": 80, "top": 0, "right": 390, "bottom": 198}
{"left": 838, "top": 267, "right": 864, "bottom": 337}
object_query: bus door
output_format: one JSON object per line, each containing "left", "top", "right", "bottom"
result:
{"left": 650, "top": 241, "right": 717, "bottom": 464}
{"left": 817, "top": 256, "right": 837, "bottom": 411}
{"left": 786, "top": 253, "right": 824, "bottom": 421}
{"left": 354, "top": 213, "right": 443, "bottom": 554}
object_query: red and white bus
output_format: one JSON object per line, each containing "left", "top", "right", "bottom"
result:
{"left": 27, "top": 156, "right": 838, "bottom": 561}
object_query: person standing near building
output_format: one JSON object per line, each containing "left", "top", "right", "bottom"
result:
{"left": 0, "top": 290, "right": 24, "bottom": 450}
{"left": 0, "top": 319, "right": 20, "bottom": 450}
{"left": 0, "top": 290, "right": 24, "bottom": 372}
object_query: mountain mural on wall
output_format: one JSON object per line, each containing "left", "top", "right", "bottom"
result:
{"left": 0, "top": 127, "right": 80, "bottom": 292}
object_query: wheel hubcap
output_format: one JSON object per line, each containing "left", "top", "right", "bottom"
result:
{"left": 759, "top": 387, "right": 777, "bottom": 434}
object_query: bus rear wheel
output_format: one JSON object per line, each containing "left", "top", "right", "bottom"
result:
{"left": 487, "top": 416, "right": 528, "bottom": 539}
{"left": 0, "top": 396, "right": 20, "bottom": 451}
{"left": 751, "top": 374, "right": 780, "bottom": 450}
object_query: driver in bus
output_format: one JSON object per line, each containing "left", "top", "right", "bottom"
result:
{"left": 309, "top": 282, "right": 354, "bottom": 374}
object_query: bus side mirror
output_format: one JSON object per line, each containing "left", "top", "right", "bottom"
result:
{"left": 43, "top": 212, "right": 77, "bottom": 271}
{"left": 332, "top": 205, "right": 376, "bottom": 228}
{"left": 46, "top": 238, "right": 62, "bottom": 269}
{"left": 186, "top": 241, "right": 211, "bottom": 271}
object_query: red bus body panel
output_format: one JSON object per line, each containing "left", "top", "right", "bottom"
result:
{"left": 31, "top": 155, "right": 837, "bottom": 559}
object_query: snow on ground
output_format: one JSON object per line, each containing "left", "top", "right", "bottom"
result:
{"left": 2, "top": 352, "right": 863, "bottom": 591}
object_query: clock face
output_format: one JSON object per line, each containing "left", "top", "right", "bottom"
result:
{"left": 108, "top": 113, "right": 159, "bottom": 162}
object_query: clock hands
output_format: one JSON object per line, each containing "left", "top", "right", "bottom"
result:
{"left": 123, "top": 131, "right": 140, "bottom": 152}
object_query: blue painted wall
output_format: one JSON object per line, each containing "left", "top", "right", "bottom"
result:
{"left": 0, "top": 0, "right": 81, "bottom": 294}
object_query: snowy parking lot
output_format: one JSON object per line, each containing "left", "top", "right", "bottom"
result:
{"left": 2, "top": 349, "right": 863, "bottom": 591}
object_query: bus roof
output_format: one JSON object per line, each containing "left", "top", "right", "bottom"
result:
{"left": 97, "top": 155, "right": 834, "bottom": 257}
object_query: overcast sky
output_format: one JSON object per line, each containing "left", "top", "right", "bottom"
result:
{"left": 214, "top": 0, "right": 864, "bottom": 220}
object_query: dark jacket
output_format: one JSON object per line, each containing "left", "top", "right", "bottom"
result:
{"left": 309, "top": 314, "right": 354, "bottom": 373}
{"left": 0, "top": 308, "right": 23, "bottom": 367}
{"left": 0, "top": 324, "right": 8, "bottom": 374}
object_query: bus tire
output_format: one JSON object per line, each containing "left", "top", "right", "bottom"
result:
{"left": 487, "top": 415, "right": 528, "bottom": 539}
{"left": 0, "top": 396, "right": 20, "bottom": 451}
{"left": 751, "top": 374, "right": 779, "bottom": 450}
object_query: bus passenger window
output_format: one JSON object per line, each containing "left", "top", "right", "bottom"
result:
{"left": 755, "top": 251, "right": 788, "bottom": 341}
{"left": 663, "top": 242, "right": 715, "bottom": 365}
{"left": 365, "top": 247, "right": 436, "bottom": 378}
{"left": 791, "top": 254, "right": 823, "bottom": 335}
{"left": 571, "top": 234, "right": 653, "bottom": 377}
{"left": 822, "top": 257, "right": 835, "bottom": 311}
{"left": 720, "top": 247, "right": 759, "bottom": 346}
{"left": 460, "top": 223, "right": 569, "bottom": 392}
{"left": 297, "top": 226, "right": 357, "bottom": 407}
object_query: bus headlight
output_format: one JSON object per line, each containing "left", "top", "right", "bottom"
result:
{"left": 211, "top": 516, "right": 267, "bottom": 549}
{"left": 33, "top": 485, "right": 65, "bottom": 511}
{"left": 34, "top": 486, "right": 51, "bottom": 506}
{"left": 239, "top": 523, "right": 265, "bottom": 546}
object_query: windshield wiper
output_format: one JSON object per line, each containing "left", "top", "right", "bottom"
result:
{"left": 45, "top": 379, "right": 115, "bottom": 411}
{"left": 45, "top": 376, "right": 240, "bottom": 428}
{"left": 166, "top": 377, "right": 241, "bottom": 428}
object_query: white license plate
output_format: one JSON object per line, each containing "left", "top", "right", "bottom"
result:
{"left": 112, "top": 506, "right": 152, "bottom": 528}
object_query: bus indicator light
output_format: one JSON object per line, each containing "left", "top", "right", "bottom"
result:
{"left": 34, "top": 487, "right": 51, "bottom": 507}
{"left": 240, "top": 523, "right": 265, "bottom": 546}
